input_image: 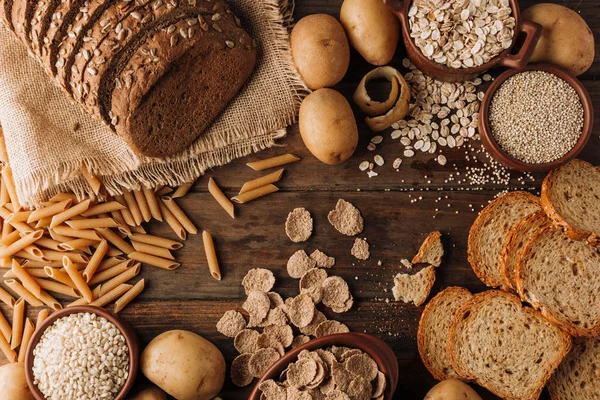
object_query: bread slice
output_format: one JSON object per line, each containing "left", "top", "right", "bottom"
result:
{"left": 542, "top": 159, "right": 600, "bottom": 245}
{"left": 412, "top": 231, "right": 443, "bottom": 267}
{"left": 448, "top": 290, "right": 572, "bottom": 400}
{"left": 516, "top": 225, "right": 600, "bottom": 337}
{"left": 548, "top": 337, "right": 600, "bottom": 400}
{"left": 468, "top": 191, "right": 541, "bottom": 288}
{"left": 392, "top": 266, "right": 435, "bottom": 306}
{"left": 500, "top": 211, "right": 551, "bottom": 292}
{"left": 417, "top": 286, "right": 472, "bottom": 381}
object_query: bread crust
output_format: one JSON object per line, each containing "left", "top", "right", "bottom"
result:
{"left": 0, "top": 0, "right": 15, "bottom": 30}
{"left": 448, "top": 290, "right": 572, "bottom": 400}
{"left": 417, "top": 286, "right": 472, "bottom": 381}
{"left": 412, "top": 230, "right": 443, "bottom": 267}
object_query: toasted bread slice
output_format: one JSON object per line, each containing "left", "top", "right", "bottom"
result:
{"left": 542, "top": 159, "right": 600, "bottom": 245}
{"left": 412, "top": 231, "right": 443, "bottom": 267}
{"left": 448, "top": 290, "right": 572, "bottom": 400}
{"left": 468, "top": 192, "right": 541, "bottom": 288}
{"left": 418, "top": 287, "right": 472, "bottom": 381}
{"left": 516, "top": 226, "right": 600, "bottom": 337}
{"left": 392, "top": 266, "right": 435, "bottom": 306}
{"left": 548, "top": 337, "right": 600, "bottom": 400}
{"left": 500, "top": 211, "right": 551, "bottom": 292}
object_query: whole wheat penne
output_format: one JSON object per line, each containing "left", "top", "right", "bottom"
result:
{"left": 34, "top": 216, "right": 53, "bottom": 229}
{"left": 161, "top": 196, "right": 197, "bottom": 234}
{"left": 88, "top": 260, "right": 134, "bottom": 285}
{"left": 0, "top": 329, "right": 16, "bottom": 362}
{"left": 202, "top": 231, "right": 221, "bottom": 280}
{"left": 0, "top": 229, "right": 43, "bottom": 258}
{"left": 34, "top": 278, "right": 80, "bottom": 298}
{"left": 27, "top": 199, "right": 72, "bottom": 223}
{"left": 208, "top": 178, "right": 234, "bottom": 219}
{"left": 8, "top": 210, "right": 33, "bottom": 223}
{"left": 114, "top": 195, "right": 136, "bottom": 226}
{"left": 128, "top": 251, "right": 180, "bottom": 270}
{"left": 103, "top": 245, "right": 123, "bottom": 257}
{"left": 44, "top": 267, "right": 76, "bottom": 288}
{"left": 97, "top": 256, "right": 127, "bottom": 272}
{"left": 89, "top": 284, "right": 132, "bottom": 307}
{"left": 44, "top": 250, "right": 89, "bottom": 263}
{"left": 96, "top": 228, "right": 135, "bottom": 254}
{"left": 18, "top": 318, "right": 35, "bottom": 362}
{"left": 155, "top": 186, "right": 173, "bottom": 197}
{"left": 99, "top": 263, "right": 141, "bottom": 296}
{"left": 246, "top": 153, "right": 300, "bottom": 171}
{"left": 36, "top": 309, "right": 48, "bottom": 328}
{"left": 20, "top": 260, "right": 63, "bottom": 268}
{"left": 172, "top": 182, "right": 193, "bottom": 198}
{"left": 0, "top": 229, "right": 20, "bottom": 246}
{"left": 35, "top": 237, "right": 64, "bottom": 251}
{"left": 23, "top": 244, "right": 44, "bottom": 258}
{"left": 49, "top": 193, "right": 78, "bottom": 203}
{"left": 38, "top": 290, "right": 62, "bottom": 311}
{"left": 133, "top": 190, "right": 151, "bottom": 222}
{"left": 0, "top": 310, "right": 11, "bottom": 341}
{"left": 4, "top": 280, "right": 43, "bottom": 307}
{"left": 10, "top": 298, "right": 24, "bottom": 349}
{"left": 4, "top": 203, "right": 13, "bottom": 212}
{"left": 13, "top": 250, "right": 48, "bottom": 263}
{"left": 82, "top": 240, "right": 107, "bottom": 283}
{"left": 0, "top": 286, "right": 15, "bottom": 307}
{"left": 3, "top": 268, "right": 48, "bottom": 279}
{"left": 129, "top": 233, "right": 182, "bottom": 250}
{"left": 52, "top": 225, "right": 102, "bottom": 241}
{"left": 114, "top": 279, "right": 145, "bottom": 313}
{"left": 63, "top": 257, "right": 93, "bottom": 302}
{"left": 0, "top": 179, "right": 8, "bottom": 208}
{"left": 12, "top": 259, "right": 42, "bottom": 296}
{"left": 3, "top": 166, "right": 21, "bottom": 211}
{"left": 81, "top": 202, "right": 126, "bottom": 217}
{"left": 123, "top": 191, "right": 143, "bottom": 226}
{"left": 47, "top": 229, "right": 73, "bottom": 243}
{"left": 131, "top": 241, "right": 174, "bottom": 260}
{"left": 110, "top": 211, "right": 131, "bottom": 236}
{"left": 65, "top": 218, "right": 120, "bottom": 230}
{"left": 1, "top": 220, "right": 13, "bottom": 238}
{"left": 66, "top": 283, "right": 100, "bottom": 307}
{"left": 142, "top": 188, "right": 162, "bottom": 221}
{"left": 157, "top": 201, "right": 186, "bottom": 240}
{"left": 239, "top": 169, "right": 284, "bottom": 194}
{"left": 231, "top": 184, "right": 279, "bottom": 204}
{"left": 131, "top": 225, "right": 146, "bottom": 234}
{"left": 50, "top": 199, "right": 91, "bottom": 228}
{"left": 58, "top": 238, "right": 97, "bottom": 251}
{"left": 81, "top": 165, "right": 102, "bottom": 195}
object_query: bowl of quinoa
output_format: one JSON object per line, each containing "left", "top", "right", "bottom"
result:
{"left": 25, "top": 306, "right": 139, "bottom": 400}
{"left": 479, "top": 63, "right": 593, "bottom": 172}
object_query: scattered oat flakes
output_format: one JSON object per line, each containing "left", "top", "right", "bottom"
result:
{"left": 359, "top": 161, "right": 370, "bottom": 171}
{"left": 309, "top": 250, "right": 335, "bottom": 268}
{"left": 345, "top": 354, "right": 378, "bottom": 381}
{"left": 249, "top": 347, "right": 282, "bottom": 378}
{"left": 299, "top": 311, "right": 328, "bottom": 336}
{"left": 299, "top": 268, "right": 328, "bottom": 303}
{"left": 285, "top": 208, "right": 313, "bottom": 243}
{"left": 287, "top": 250, "right": 317, "bottom": 279}
{"left": 242, "top": 268, "right": 275, "bottom": 295}
{"left": 351, "top": 238, "right": 370, "bottom": 260}
{"left": 374, "top": 155, "right": 384, "bottom": 166}
{"left": 288, "top": 293, "right": 316, "bottom": 328}
{"left": 371, "top": 135, "right": 383, "bottom": 144}
{"left": 234, "top": 329, "right": 260, "bottom": 354}
{"left": 393, "top": 158, "right": 403, "bottom": 169}
{"left": 231, "top": 354, "right": 254, "bottom": 387}
{"left": 328, "top": 199, "right": 364, "bottom": 236}
{"left": 216, "top": 310, "right": 246, "bottom": 338}
{"left": 315, "top": 320, "right": 350, "bottom": 337}
{"left": 392, "top": 266, "right": 436, "bottom": 306}
{"left": 292, "top": 335, "right": 311, "bottom": 348}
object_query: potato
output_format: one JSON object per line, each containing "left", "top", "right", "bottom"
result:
{"left": 340, "top": 0, "right": 400, "bottom": 66}
{"left": 141, "top": 330, "right": 225, "bottom": 400}
{"left": 0, "top": 362, "right": 35, "bottom": 400}
{"left": 128, "top": 385, "right": 167, "bottom": 400}
{"left": 424, "top": 379, "right": 482, "bottom": 400}
{"left": 523, "top": 3, "right": 594, "bottom": 76}
{"left": 290, "top": 14, "right": 350, "bottom": 89}
{"left": 299, "top": 88, "right": 358, "bottom": 165}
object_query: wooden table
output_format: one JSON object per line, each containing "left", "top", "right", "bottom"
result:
{"left": 2, "top": 0, "right": 598, "bottom": 399}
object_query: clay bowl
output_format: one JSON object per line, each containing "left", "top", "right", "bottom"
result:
{"left": 479, "top": 63, "right": 594, "bottom": 172}
{"left": 25, "top": 306, "right": 139, "bottom": 400}
{"left": 249, "top": 333, "right": 399, "bottom": 400}
{"left": 384, "top": 0, "right": 542, "bottom": 83}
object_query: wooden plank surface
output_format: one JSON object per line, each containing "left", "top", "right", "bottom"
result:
{"left": 1, "top": 0, "right": 598, "bottom": 399}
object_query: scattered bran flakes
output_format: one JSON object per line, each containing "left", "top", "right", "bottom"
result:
{"left": 234, "top": 329, "right": 260, "bottom": 354}
{"left": 345, "top": 353, "right": 378, "bottom": 381}
{"left": 242, "top": 290, "right": 271, "bottom": 327}
{"left": 315, "top": 320, "right": 350, "bottom": 337}
{"left": 351, "top": 238, "right": 370, "bottom": 260}
{"left": 299, "top": 310, "right": 327, "bottom": 336}
{"left": 231, "top": 353, "right": 254, "bottom": 387}
{"left": 216, "top": 310, "right": 247, "bottom": 338}
{"left": 285, "top": 207, "right": 314, "bottom": 243}
{"left": 242, "top": 268, "right": 276, "bottom": 295}
{"left": 322, "top": 276, "right": 353, "bottom": 313}
{"left": 310, "top": 249, "right": 335, "bottom": 268}
{"left": 328, "top": 199, "right": 364, "bottom": 236}
{"left": 287, "top": 357, "right": 318, "bottom": 387}
{"left": 288, "top": 293, "right": 316, "bottom": 328}
{"left": 291, "top": 335, "right": 311, "bottom": 348}
{"left": 249, "top": 347, "right": 282, "bottom": 378}
{"left": 299, "top": 268, "right": 328, "bottom": 304}
{"left": 287, "top": 250, "right": 317, "bottom": 279}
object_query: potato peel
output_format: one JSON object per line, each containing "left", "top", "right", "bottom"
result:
{"left": 353, "top": 67, "right": 400, "bottom": 117}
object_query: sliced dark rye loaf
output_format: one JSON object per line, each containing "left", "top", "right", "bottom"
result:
{"left": 548, "top": 337, "right": 600, "bottom": 399}
{"left": 448, "top": 290, "right": 572, "bottom": 400}
{"left": 542, "top": 159, "right": 600, "bottom": 245}
{"left": 0, "top": 0, "right": 15, "bottom": 30}
{"left": 417, "top": 286, "right": 472, "bottom": 381}
{"left": 516, "top": 225, "right": 600, "bottom": 337}
{"left": 107, "top": 8, "right": 255, "bottom": 156}
{"left": 29, "top": 0, "right": 63, "bottom": 57}
{"left": 500, "top": 210, "right": 551, "bottom": 292}
{"left": 10, "top": 0, "right": 38, "bottom": 45}
{"left": 467, "top": 191, "right": 540, "bottom": 288}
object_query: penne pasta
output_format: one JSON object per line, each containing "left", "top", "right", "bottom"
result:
{"left": 114, "top": 195, "right": 136, "bottom": 227}
{"left": 142, "top": 188, "right": 162, "bottom": 221}
{"left": 4, "top": 279, "right": 43, "bottom": 306}
{"left": 81, "top": 201, "right": 126, "bottom": 217}
{"left": 63, "top": 257, "right": 93, "bottom": 303}
{"left": 44, "top": 267, "right": 76, "bottom": 288}
{"left": 58, "top": 238, "right": 97, "bottom": 251}
{"left": 38, "top": 290, "right": 62, "bottom": 311}
{"left": 35, "top": 237, "right": 64, "bottom": 251}
{"left": 36, "top": 309, "right": 49, "bottom": 328}
{"left": 0, "top": 309, "right": 11, "bottom": 341}
{"left": 96, "top": 228, "right": 135, "bottom": 255}
{"left": 157, "top": 201, "right": 186, "bottom": 240}
{"left": 18, "top": 318, "right": 35, "bottom": 362}
{"left": 0, "top": 229, "right": 43, "bottom": 258}
{"left": 0, "top": 329, "right": 16, "bottom": 362}
{"left": 10, "top": 298, "right": 24, "bottom": 349}
{"left": 128, "top": 251, "right": 180, "bottom": 270}
{"left": 89, "top": 284, "right": 132, "bottom": 308}
{"left": 49, "top": 193, "right": 78, "bottom": 203}
{"left": 12, "top": 259, "right": 42, "bottom": 296}
{"left": 34, "top": 278, "right": 80, "bottom": 298}
{"left": 122, "top": 191, "right": 143, "bottom": 226}
{"left": 82, "top": 240, "right": 108, "bottom": 282}
{"left": 129, "top": 233, "right": 182, "bottom": 250}
{"left": 9, "top": 210, "right": 33, "bottom": 223}
{"left": 160, "top": 196, "right": 197, "bottom": 234}
{"left": 231, "top": 184, "right": 279, "bottom": 204}
{"left": 3, "top": 268, "right": 48, "bottom": 279}
{"left": 0, "top": 229, "right": 20, "bottom": 246}
{"left": 2, "top": 165, "right": 21, "bottom": 211}
{"left": 34, "top": 216, "right": 53, "bottom": 229}
{"left": 50, "top": 199, "right": 91, "bottom": 228}
{"left": 172, "top": 182, "right": 193, "bottom": 198}
{"left": 97, "top": 256, "right": 127, "bottom": 272}
{"left": 99, "top": 263, "right": 140, "bottom": 296}
{"left": 202, "top": 231, "right": 221, "bottom": 280}
{"left": 110, "top": 211, "right": 131, "bottom": 236}
{"left": 27, "top": 199, "right": 72, "bottom": 223}
{"left": 114, "top": 279, "right": 145, "bottom": 313}
{"left": 23, "top": 244, "right": 44, "bottom": 258}
{"left": 207, "top": 177, "right": 234, "bottom": 219}
{"left": 13, "top": 250, "right": 48, "bottom": 263}
{"left": 155, "top": 186, "right": 173, "bottom": 197}
{"left": 131, "top": 241, "right": 174, "bottom": 259}
{"left": 239, "top": 169, "right": 284, "bottom": 194}
{"left": 246, "top": 153, "right": 300, "bottom": 171}
{"left": 65, "top": 218, "right": 120, "bottom": 230}
{"left": 52, "top": 225, "right": 102, "bottom": 241}
{"left": 88, "top": 260, "right": 134, "bottom": 285}
{"left": 44, "top": 250, "right": 89, "bottom": 263}
{"left": 19, "top": 260, "right": 63, "bottom": 268}
{"left": 131, "top": 225, "right": 146, "bottom": 234}
{"left": 0, "top": 286, "right": 15, "bottom": 308}
{"left": 80, "top": 165, "right": 102, "bottom": 195}
{"left": 133, "top": 190, "right": 151, "bottom": 222}
{"left": 0, "top": 178, "right": 8, "bottom": 208}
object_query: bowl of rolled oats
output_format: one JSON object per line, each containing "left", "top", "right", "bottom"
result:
{"left": 25, "top": 306, "right": 139, "bottom": 400}
{"left": 248, "top": 332, "right": 399, "bottom": 400}
{"left": 479, "top": 63, "right": 594, "bottom": 172}
{"left": 384, "top": 0, "right": 542, "bottom": 82}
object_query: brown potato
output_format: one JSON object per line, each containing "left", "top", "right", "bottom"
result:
{"left": 299, "top": 89, "right": 358, "bottom": 165}
{"left": 128, "top": 385, "right": 167, "bottom": 400}
{"left": 0, "top": 363, "right": 35, "bottom": 400}
{"left": 340, "top": 0, "right": 400, "bottom": 65}
{"left": 524, "top": 3, "right": 594, "bottom": 76}
{"left": 424, "top": 379, "right": 482, "bottom": 400}
{"left": 290, "top": 14, "right": 350, "bottom": 89}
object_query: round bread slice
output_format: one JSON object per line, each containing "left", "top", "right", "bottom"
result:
{"left": 448, "top": 290, "right": 572, "bottom": 400}
{"left": 516, "top": 226, "right": 600, "bottom": 337}
{"left": 542, "top": 158, "right": 600, "bottom": 245}
{"left": 500, "top": 211, "right": 551, "bottom": 292}
{"left": 467, "top": 191, "right": 541, "bottom": 288}
{"left": 417, "top": 286, "right": 472, "bottom": 381}
{"left": 548, "top": 337, "right": 600, "bottom": 400}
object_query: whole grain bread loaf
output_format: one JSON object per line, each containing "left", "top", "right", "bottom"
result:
{"left": 516, "top": 225, "right": 600, "bottom": 337}
{"left": 0, "top": 0, "right": 15, "bottom": 30}
{"left": 548, "top": 337, "right": 600, "bottom": 400}
{"left": 448, "top": 290, "right": 572, "bottom": 400}
{"left": 468, "top": 191, "right": 541, "bottom": 288}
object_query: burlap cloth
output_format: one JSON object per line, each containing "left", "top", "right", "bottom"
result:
{"left": 0, "top": 0, "right": 307, "bottom": 208}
